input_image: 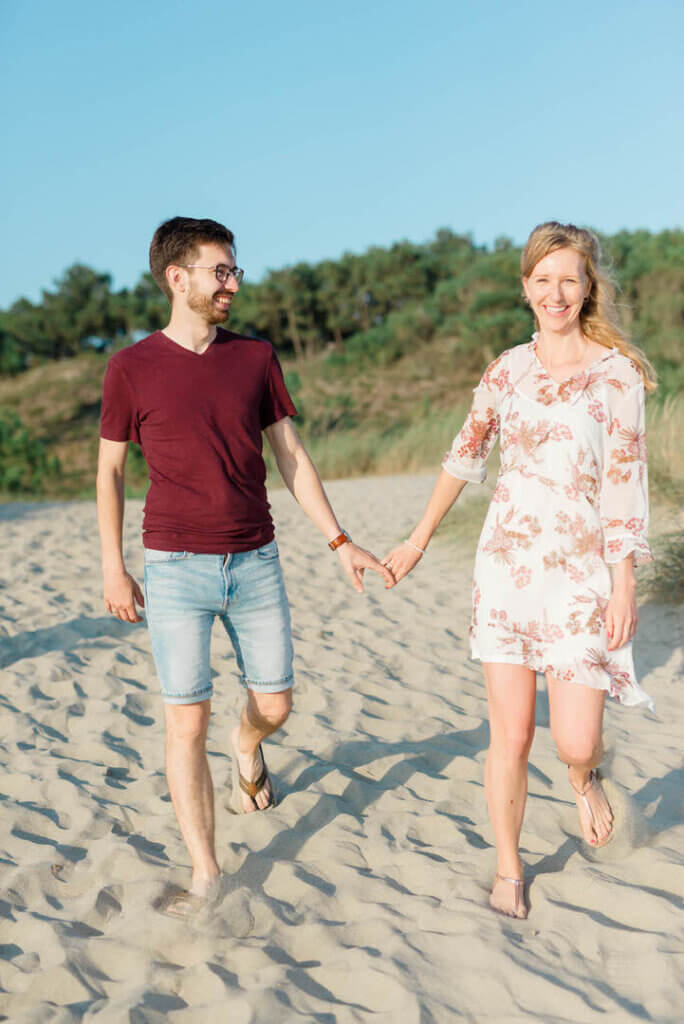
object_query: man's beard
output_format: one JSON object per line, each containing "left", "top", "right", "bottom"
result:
{"left": 187, "top": 288, "right": 231, "bottom": 325}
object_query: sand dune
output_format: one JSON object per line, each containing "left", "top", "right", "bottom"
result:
{"left": 0, "top": 476, "right": 682, "bottom": 1022}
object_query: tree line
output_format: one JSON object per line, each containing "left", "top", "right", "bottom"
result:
{"left": 1, "top": 227, "right": 682, "bottom": 391}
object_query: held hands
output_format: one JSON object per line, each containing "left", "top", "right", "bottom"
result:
{"left": 381, "top": 540, "right": 424, "bottom": 587}
{"left": 104, "top": 568, "right": 145, "bottom": 623}
{"left": 336, "top": 542, "right": 396, "bottom": 593}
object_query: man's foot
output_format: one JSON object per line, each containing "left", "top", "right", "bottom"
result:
{"left": 154, "top": 871, "right": 222, "bottom": 918}
{"left": 190, "top": 871, "right": 221, "bottom": 899}
{"left": 229, "top": 725, "right": 275, "bottom": 813}
{"left": 568, "top": 767, "right": 613, "bottom": 846}
{"left": 489, "top": 873, "right": 527, "bottom": 919}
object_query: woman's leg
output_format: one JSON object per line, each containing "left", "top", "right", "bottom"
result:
{"left": 484, "top": 663, "right": 537, "bottom": 917}
{"left": 546, "top": 674, "right": 613, "bottom": 845}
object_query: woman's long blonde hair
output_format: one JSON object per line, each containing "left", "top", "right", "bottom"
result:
{"left": 521, "top": 221, "right": 657, "bottom": 392}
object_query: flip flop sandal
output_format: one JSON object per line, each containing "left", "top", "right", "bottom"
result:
{"left": 490, "top": 873, "right": 527, "bottom": 919}
{"left": 154, "top": 886, "right": 205, "bottom": 918}
{"left": 569, "top": 767, "right": 614, "bottom": 847}
{"left": 230, "top": 742, "right": 276, "bottom": 814}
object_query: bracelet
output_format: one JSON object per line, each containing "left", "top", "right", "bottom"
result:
{"left": 328, "top": 530, "right": 350, "bottom": 552}
{"left": 403, "top": 539, "right": 425, "bottom": 555}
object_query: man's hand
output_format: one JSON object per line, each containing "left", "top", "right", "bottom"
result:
{"left": 337, "top": 542, "right": 395, "bottom": 593}
{"left": 104, "top": 569, "right": 145, "bottom": 623}
{"left": 381, "top": 542, "right": 423, "bottom": 587}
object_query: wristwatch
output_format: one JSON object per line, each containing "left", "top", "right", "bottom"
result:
{"left": 328, "top": 530, "right": 350, "bottom": 552}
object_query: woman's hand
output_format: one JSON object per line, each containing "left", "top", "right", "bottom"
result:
{"left": 605, "top": 580, "right": 638, "bottom": 650}
{"left": 382, "top": 542, "right": 423, "bottom": 587}
{"left": 606, "top": 555, "right": 638, "bottom": 650}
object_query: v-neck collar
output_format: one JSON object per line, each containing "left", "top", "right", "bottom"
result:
{"left": 159, "top": 329, "right": 218, "bottom": 357}
{"left": 523, "top": 335, "right": 617, "bottom": 407}
{"left": 529, "top": 335, "right": 616, "bottom": 386}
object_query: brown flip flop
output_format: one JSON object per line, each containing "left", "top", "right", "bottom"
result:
{"left": 230, "top": 742, "right": 276, "bottom": 814}
{"left": 153, "top": 886, "right": 206, "bottom": 918}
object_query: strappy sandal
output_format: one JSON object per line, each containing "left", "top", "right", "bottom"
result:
{"left": 230, "top": 742, "right": 276, "bottom": 814}
{"left": 568, "top": 767, "right": 613, "bottom": 847}
{"left": 490, "top": 873, "right": 527, "bottom": 919}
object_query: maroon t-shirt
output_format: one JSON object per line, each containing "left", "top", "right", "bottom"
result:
{"left": 100, "top": 329, "right": 297, "bottom": 553}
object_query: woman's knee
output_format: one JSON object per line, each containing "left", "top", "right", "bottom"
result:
{"left": 554, "top": 733, "right": 602, "bottom": 768}
{"left": 491, "top": 720, "right": 535, "bottom": 762}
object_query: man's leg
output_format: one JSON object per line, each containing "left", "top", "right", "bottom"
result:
{"left": 144, "top": 551, "right": 221, "bottom": 896}
{"left": 164, "top": 699, "right": 220, "bottom": 895}
{"left": 222, "top": 540, "right": 295, "bottom": 812}
{"left": 230, "top": 688, "right": 292, "bottom": 812}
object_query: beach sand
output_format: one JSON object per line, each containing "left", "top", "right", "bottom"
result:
{"left": 0, "top": 475, "right": 682, "bottom": 1022}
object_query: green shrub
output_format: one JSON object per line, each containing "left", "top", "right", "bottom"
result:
{"left": 0, "top": 409, "right": 60, "bottom": 493}
{"left": 335, "top": 302, "right": 442, "bottom": 368}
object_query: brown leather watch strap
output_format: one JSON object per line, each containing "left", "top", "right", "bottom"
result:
{"left": 328, "top": 531, "right": 350, "bottom": 552}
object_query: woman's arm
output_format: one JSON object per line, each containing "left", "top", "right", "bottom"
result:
{"left": 599, "top": 381, "right": 651, "bottom": 648}
{"left": 382, "top": 359, "right": 504, "bottom": 586}
{"left": 382, "top": 470, "right": 468, "bottom": 583}
{"left": 605, "top": 554, "right": 637, "bottom": 651}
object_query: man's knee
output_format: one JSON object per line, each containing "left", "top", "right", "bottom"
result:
{"left": 248, "top": 688, "right": 292, "bottom": 730}
{"left": 164, "top": 700, "right": 211, "bottom": 745}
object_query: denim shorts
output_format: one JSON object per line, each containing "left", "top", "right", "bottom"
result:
{"left": 143, "top": 539, "right": 294, "bottom": 705}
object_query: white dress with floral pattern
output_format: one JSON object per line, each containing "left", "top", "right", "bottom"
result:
{"left": 443, "top": 337, "right": 653, "bottom": 709}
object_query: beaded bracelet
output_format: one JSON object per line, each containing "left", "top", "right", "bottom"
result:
{"left": 403, "top": 539, "right": 425, "bottom": 555}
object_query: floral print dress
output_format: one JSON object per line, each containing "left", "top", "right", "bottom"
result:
{"left": 443, "top": 337, "right": 653, "bottom": 709}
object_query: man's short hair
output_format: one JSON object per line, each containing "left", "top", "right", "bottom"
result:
{"left": 149, "top": 217, "right": 235, "bottom": 299}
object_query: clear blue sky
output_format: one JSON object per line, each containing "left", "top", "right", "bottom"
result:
{"left": 2, "top": 0, "right": 683, "bottom": 308}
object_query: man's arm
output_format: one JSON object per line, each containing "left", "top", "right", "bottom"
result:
{"left": 96, "top": 438, "right": 144, "bottom": 622}
{"left": 264, "top": 417, "right": 393, "bottom": 593}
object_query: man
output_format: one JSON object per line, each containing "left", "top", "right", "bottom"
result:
{"left": 97, "top": 217, "right": 393, "bottom": 906}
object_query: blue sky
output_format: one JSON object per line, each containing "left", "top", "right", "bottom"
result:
{"left": 2, "top": 0, "right": 683, "bottom": 308}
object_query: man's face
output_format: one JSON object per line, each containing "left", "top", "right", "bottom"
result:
{"left": 183, "top": 242, "right": 240, "bottom": 324}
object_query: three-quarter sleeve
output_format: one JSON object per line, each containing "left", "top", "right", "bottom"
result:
{"left": 442, "top": 364, "right": 502, "bottom": 483}
{"left": 600, "top": 382, "right": 652, "bottom": 565}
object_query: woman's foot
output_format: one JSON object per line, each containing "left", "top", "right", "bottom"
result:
{"left": 489, "top": 872, "right": 527, "bottom": 919}
{"left": 568, "top": 767, "right": 613, "bottom": 846}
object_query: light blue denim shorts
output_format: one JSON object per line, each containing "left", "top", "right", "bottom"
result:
{"left": 143, "top": 539, "right": 294, "bottom": 705}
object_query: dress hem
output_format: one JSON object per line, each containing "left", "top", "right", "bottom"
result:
{"left": 469, "top": 646, "right": 654, "bottom": 712}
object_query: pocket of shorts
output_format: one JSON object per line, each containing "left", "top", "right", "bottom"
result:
{"left": 256, "top": 540, "right": 279, "bottom": 561}
{"left": 144, "top": 549, "right": 194, "bottom": 564}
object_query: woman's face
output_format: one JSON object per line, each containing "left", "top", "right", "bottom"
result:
{"left": 522, "top": 247, "right": 591, "bottom": 335}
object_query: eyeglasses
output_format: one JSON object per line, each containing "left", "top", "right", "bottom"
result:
{"left": 181, "top": 263, "right": 245, "bottom": 285}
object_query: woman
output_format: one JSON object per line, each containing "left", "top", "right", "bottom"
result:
{"left": 384, "top": 222, "right": 656, "bottom": 919}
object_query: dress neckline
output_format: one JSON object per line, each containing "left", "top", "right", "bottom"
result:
{"left": 529, "top": 335, "right": 616, "bottom": 387}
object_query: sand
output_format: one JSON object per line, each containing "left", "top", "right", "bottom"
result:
{"left": 0, "top": 474, "right": 682, "bottom": 1023}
